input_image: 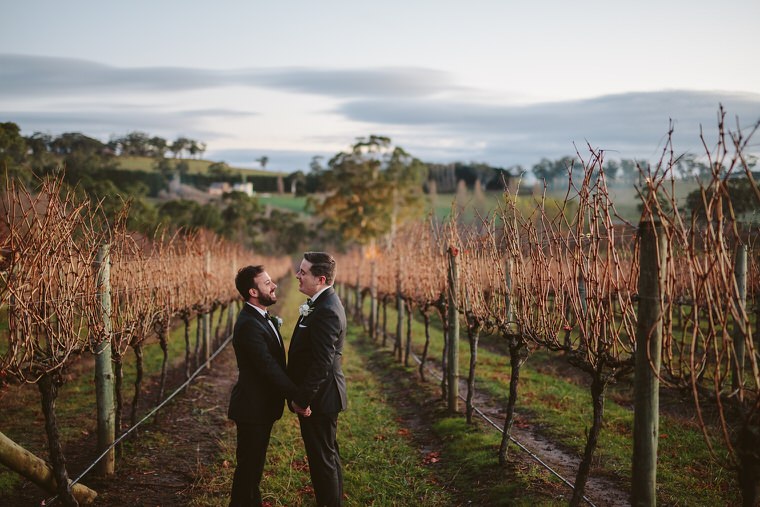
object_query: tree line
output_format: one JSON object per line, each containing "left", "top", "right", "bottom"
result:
{"left": 3, "top": 121, "right": 757, "bottom": 257}
{"left": 0, "top": 122, "right": 303, "bottom": 254}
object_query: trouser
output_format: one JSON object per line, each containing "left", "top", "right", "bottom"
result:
{"left": 299, "top": 412, "right": 343, "bottom": 507}
{"left": 230, "top": 420, "right": 274, "bottom": 507}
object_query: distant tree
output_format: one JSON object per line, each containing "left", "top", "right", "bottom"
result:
{"left": 619, "top": 159, "right": 640, "bottom": 185}
{"left": 315, "top": 135, "right": 427, "bottom": 246}
{"left": 0, "top": 122, "right": 28, "bottom": 167}
{"left": 259, "top": 208, "right": 308, "bottom": 254}
{"left": 288, "top": 170, "right": 306, "bottom": 195}
{"left": 0, "top": 122, "right": 31, "bottom": 188}
{"left": 191, "top": 203, "right": 223, "bottom": 231}
{"left": 310, "top": 156, "right": 324, "bottom": 172}
{"left": 685, "top": 178, "right": 759, "bottom": 220}
{"left": 149, "top": 136, "right": 168, "bottom": 158}
{"left": 175, "top": 160, "right": 190, "bottom": 175}
{"left": 170, "top": 137, "right": 191, "bottom": 158}
{"left": 50, "top": 132, "right": 106, "bottom": 155}
{"left": 427, "top": 164, "right": 457, "bottom": 192}
{"left": 156, "top": 199, "right": 221, "bottom": 232}
{"left": 220, "top": 191, "right": 262, "bottom": 245}
{"left": 257, "top": 156, "right": 269, "bottom": 170}
{"left": 25, "top": 132, "right": 52, "bottom": 161}
{"left": 673, "top": 153, "right": 710, "bottom": 181}
{"left": 122, "top": 131, "right": 152, "bottom": 156}
{"left": 125, "top": 197, "right": 160, "bottom": 235}
{"left": 157, "top": 200, "right": 198, "bottom": 230}
{"left": 605, "top": 160, "right": 621, "bottom": 183}
{"left": 531, "top": 156, "right": 574, "bottom": 186}
{"left": 306, "top": 156, "right": 325, "bottom": 192}
{"left": 188, "top": 140, "right": 202, "bottom": 159}
{"left": 154, "top": 157, "right": 174, "bottom": 177}
{"left": 208, "top": 161, "right": 233, "bottom": 177}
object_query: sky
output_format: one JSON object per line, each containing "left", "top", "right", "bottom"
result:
{"left": 2, "top": 0, "right": 759, "bottom": 173}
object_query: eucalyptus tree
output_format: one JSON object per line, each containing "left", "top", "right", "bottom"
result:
{"left": 314, "top": 135, "right": 428, "bottom": 247}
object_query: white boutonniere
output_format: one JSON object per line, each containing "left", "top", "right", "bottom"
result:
{"left": 298, "top": 300, "right": 314, "bottom": 317}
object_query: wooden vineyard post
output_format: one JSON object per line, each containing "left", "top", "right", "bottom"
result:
{"left": 395, "top": 264, "right": 404, "bottom": 362}
{"left": 369, "top": 259, "right": 378, "bottom": 341}
{"left": 732, "top": 244, "right": 747, "bottom": 396}
{"left": 0, "top": 431, "right": 97, "bottom": 504}
{"left": 504, "top": 256, "right": 513, "bottom": 324}
{"left": 447, "top": 246, "right": 460, "bottom": 413}
{"left": 203, "top": 250, "right": 211, "bottom": 367}
{"left": 94, "top": 244, "right": 115, "bottom": 476}
{"left": 632, "top": 220, "right": 667, "bottom": 506}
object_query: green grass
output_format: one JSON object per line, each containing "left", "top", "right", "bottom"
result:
{"left": 363, "top": 296, "right": 741, "bottom": 506}
{"left": 258, "top": 194, "right": 310, "bottom": 214}
{"left": 352, "top": 332, "right": 566, "bottom": 506}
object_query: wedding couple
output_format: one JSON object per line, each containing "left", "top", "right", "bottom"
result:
{"left": 227, "top": 252, "right": 347, "bottom": 507}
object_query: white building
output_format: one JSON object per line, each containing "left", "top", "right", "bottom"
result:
{"left": 232, "top": 182, "right": 254, "bottom": 196}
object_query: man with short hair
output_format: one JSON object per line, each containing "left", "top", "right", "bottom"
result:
{"left": 288, "top": 252, "right": 348, "bottom": 507}
{"left": 228, "top": 265, "right": 310, "bottom": 507}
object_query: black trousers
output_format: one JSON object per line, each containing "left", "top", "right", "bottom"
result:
{"left": 230, "top": 420, "right": 274, "bottom": 507}
{"left": 299, "top": 412, "right": 343, "bottom": 507}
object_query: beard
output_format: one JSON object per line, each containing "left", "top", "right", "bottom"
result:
{"left": 257, "top": 286, "right": 277, "bottom": 306}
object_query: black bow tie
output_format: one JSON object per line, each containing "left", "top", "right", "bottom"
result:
{"left": 265, "top": 312, "right": 279, "bottom": 327}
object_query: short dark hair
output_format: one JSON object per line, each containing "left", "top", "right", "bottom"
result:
{"left": 235, "top": 265, "right": 264, "bottom": 300}
{"left": 303, "top": 252, "right": 336, "bottom": 285}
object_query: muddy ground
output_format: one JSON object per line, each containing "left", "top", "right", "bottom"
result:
{"left": 1, "top": 342, "right": 237, "bottom": 507}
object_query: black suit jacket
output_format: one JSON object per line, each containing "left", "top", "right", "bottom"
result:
{"left": 228, "top": 303, "right": 299, "bottom": 424}
{"left": 287, "top": 287, "right": 348, "bottom": 414}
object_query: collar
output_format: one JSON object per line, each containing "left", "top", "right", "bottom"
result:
{"left": 246, "top": 301, "right": 268, "bottom": 318}
{"left": 309, "top": 285, "right": 332, "bottom": 304}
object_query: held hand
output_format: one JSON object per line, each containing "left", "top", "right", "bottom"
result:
{"left": 291, "top": 401, "right": 312, "bottom": 417}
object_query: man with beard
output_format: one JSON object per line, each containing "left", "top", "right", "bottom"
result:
{"left": 228, "top": 265, "right": 310, "bottom": 507}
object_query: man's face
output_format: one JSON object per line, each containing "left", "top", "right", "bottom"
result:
{"left": 252, "top": 271, "right": 277, "bottom": 307}
{"left": 296, "top": 259, "right": 321, "bottom": 297}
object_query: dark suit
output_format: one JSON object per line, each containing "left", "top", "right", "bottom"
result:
{"left": 228, "top": 303, "right": 297, "bottom": 507}
{"left": 287, "top": 287, "right": 347, "bottom": 507}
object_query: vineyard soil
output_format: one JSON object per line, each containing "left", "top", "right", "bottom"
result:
{"left": 0, "top": 343, "right": 238, "bottom": 506}
{"left": 412, "top": 352, "right": 631, "bottom": 506}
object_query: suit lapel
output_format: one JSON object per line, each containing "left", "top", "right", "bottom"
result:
{"left": 251, "top": 307, "right": 283, "bottom": 350}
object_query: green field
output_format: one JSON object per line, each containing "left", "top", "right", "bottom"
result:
{"left": 116, "top": 155, "right": 286, "bottom": 177}
{"left": 258, "top": 194, "right": 310, "bottom": 214}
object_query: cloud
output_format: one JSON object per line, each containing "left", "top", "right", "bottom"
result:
{"left": 0, "top": 54, "right": 458, "bottom": 99}
{"left": 338, "top": 91, "right": 760, "bottom": 164}
{"left": 0, "top": 108, "right": 251, "bottom": 140}
{"left": 2, "top": 54, "right": 758, "bottom": 168}
{"left": 251, "top": 67, "right": 461, "bottom": 98}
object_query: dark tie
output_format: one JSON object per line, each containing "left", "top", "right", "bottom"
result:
{"left": 264, "top": 312, "right": 282, "bottom": 345}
